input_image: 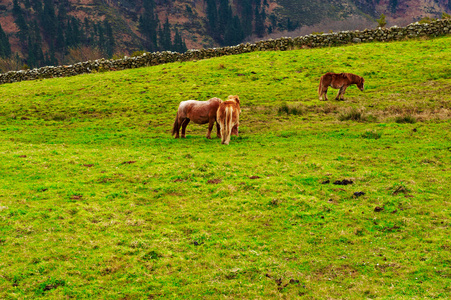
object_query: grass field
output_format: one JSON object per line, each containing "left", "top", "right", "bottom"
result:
{"left": 0, "top": 36, "right": 450, "bottom": 299}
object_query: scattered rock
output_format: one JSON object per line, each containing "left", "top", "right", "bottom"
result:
{"left": 321, "top": 179, "right": 330, "bottom": 184}
{"left": 374, "top": 206, "right": 384, "bottom": 212}
{"left": 83, "top": 164, "right": 94, "bottom": 167}
{"left": 19, "top": 155, "right": 27, "bottom": 158}
{"left": 193, "top": 241, "right": 204, "bottom": 246}
{"left": 353, "top": 191, "right": 365, "bottom": 197}
{"left": 333, "top": 179, "right": 353, "bottom": 185}
{"left": 122, "top": 161, "right": 136, "bottom": 165}
{"left": 249, "top": 176, "right": 260, "bottom": 179}
{"left": 413, "top": 128, "right": 417, "bottom": 132}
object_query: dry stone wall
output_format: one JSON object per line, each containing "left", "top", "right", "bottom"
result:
{"left": 1, "top": 19, "right": 450, "bottom": 85}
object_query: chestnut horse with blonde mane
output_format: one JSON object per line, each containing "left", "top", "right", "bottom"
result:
{"left": 172, "top": 97, "right": 238, "bottom": 139}
{"left": 217, "top": 95, "right": 241, "bottom": 145}
{"left": 318, "top": 72, "right": 365, "bottom": 101}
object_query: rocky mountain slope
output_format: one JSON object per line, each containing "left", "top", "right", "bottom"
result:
{"left": 0, "top": 0, "right": 450, "bottom": 62}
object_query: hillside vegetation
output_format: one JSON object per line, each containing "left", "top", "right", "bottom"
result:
{"left": 0, "top": 36, "right": 450, "bottom": 299}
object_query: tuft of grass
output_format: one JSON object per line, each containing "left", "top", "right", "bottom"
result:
{"left": 50, "top": 112, "right": 68, "bottom": 121}
{"left": 390, "top": 182, "right": 411, "bottom": 195}
{"left": 278, "top": 102, "right": 305, "bottom": 115}
{"left": 361, "top": 130, "right": 382, "bottom": 139}
{"left": 35, "top": 278, "right": 66, "bottom": 296}
{"left": 338, "top": 107, "right": 366, "bottom": 121}
{"left": 395, "top": 115, "right": 417, "bottom": 123}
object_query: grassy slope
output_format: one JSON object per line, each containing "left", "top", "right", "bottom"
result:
{"left": 0, "top": 36, "right": 450, "bottom": 299}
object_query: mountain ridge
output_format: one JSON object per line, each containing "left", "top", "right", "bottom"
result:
{"left": 0, "top": 0, "right": 450, "bottom": 69}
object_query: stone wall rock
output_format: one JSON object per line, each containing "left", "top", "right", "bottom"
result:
{"left": 1, "top": 19, "right": 450, "bottom": 85}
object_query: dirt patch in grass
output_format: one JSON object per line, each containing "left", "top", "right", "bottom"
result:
{"left": 207, "top": 178, "right": 222, "bottom": 184}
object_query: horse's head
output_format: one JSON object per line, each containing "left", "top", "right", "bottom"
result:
{"left": 228, "top": 95, "right": 240, "bottom": 105}
{"left": 357, "top": 77, "right": 365, "bottom": 91}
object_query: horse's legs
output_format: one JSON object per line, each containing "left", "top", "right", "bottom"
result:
{"left": 174, "top": 121, "right": 180, "bottom": 139}
{"left": 336, "top": 87, "right": 345, "bottom": 100}
{"left": 206, "top": 119, "right": 214, "bottom": 139}
{"left": 336, "top": 86, "right": 348, "bottom": 100}
{"left": 322, "top": 87, "right": 328, "bottom": 101}
{"left": 340, "top": 86, "right": 348, "bottom": 100}
{"left": 181, "top": 118, "right": 190, "bottom": 138}
{"left": 216, "top": 121, "right": 221, "bottom": 138}
{"left": 231, "top": 124, "right": 238, "bottom": 137}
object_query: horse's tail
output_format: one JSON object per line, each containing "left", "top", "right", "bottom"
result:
{"left": 220, "top": 106, "right": 234, "bottom": 145}
{"left": 318, "top": 75, "right": 324, "bottom": 99}
{"left": 318, "top": 78, "right": 322, "bottom": 97}
{"left": 172, "top": 111, "right": 179, "bottom": 137}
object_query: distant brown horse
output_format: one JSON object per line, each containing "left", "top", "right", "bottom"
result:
{"left": 217, "top": 95, "right": 241, "bottom": 145}
{"left": 318, "top": 72, "right": 365, "bottom": 101}
{"left": 172, "top": 97, "right": 238, "bottom": 139}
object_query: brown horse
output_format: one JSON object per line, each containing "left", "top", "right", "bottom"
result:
{"left": 318, "top": 72, "right": 365, "bottom": 101}
{"left": 172, "top": 97, "right": 222, "bottom": 139}
{"left": 217, "top": 95, "right": 241, "bottom": 145}
{"left": 172, "top": 97, "right": 239, "bottom": 139}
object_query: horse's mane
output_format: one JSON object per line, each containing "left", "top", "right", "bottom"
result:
{"left": 343, "top": 73, "right": 362, "bottom": 83}
{"left": 226, "top": 95, "right": 240, "bottom": 105}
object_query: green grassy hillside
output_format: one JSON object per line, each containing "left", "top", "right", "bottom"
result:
{"left": 0, "top": 36, "right": 450, "bottom": 299}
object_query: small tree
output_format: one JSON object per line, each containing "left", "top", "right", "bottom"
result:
{"left": 377, "top": 14, "right": 387, "bottom": 28}
{"left": 442, "top": 12, "right": 451, "bottom": 19}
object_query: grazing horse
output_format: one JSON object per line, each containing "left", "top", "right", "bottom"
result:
{"left": 217, "top": 95, "right": 241, "bottom": 145}
{"left": 318, "top": 72, "right": 365, "bottom": 101}
{"left": 172, "top": 97, "right": 223, "bottom": 139}
{"left": 172, "top": 97, "right": 239, "bottom": 139}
